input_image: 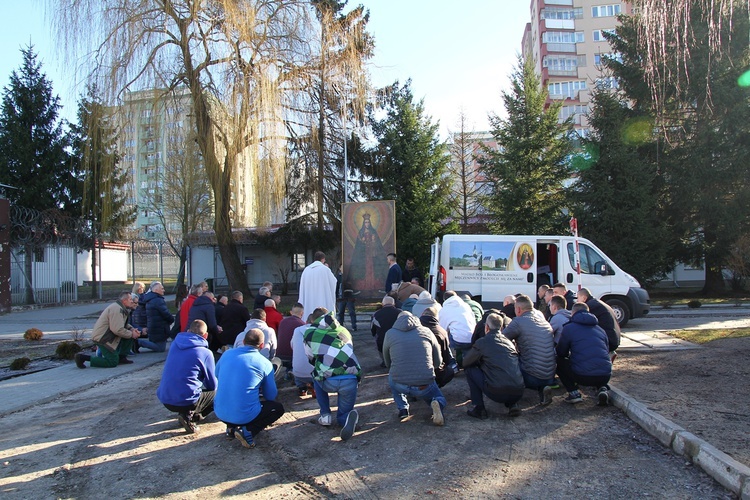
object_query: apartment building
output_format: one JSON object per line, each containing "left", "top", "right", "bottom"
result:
{"left": 115, "top": 88, "right": 284, "bottom": 239}
{"left": 522, "top": 0, "right": 632, "bottom": 136}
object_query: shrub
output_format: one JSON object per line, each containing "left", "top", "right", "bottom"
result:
{"left": 10, "top": 357, "right": 31, "bottom": 370}
{"left": 24, "top": 328, "right": 43, "bottom": 341}
{"left": 687, "top": 300, "right": 702, "bottom": 309}
{"left": 55, "top": 341, "right": 82, "bottom": 360}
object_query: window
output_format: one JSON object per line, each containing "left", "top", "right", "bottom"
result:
{"left": 542, "top": 31, "right": 584, "bottom": 44}
{"left": 559, "top": 105, "right": 588, "bottom": 120}
{"left": 543, "top": 55, "right": 578, "bottom": 71}
{"left": 548, "top": 80, "right": 587, "bottom": 99}
{"left": 540, "top": 7, "right": 583, "bottom": 20}
{"left": 595, "top": 76, "right": 620, "bottom": 89}
{"left": 592, "top": 4, "right": 621, "bottom": 18}
{"left": 567, "top": 243, "right": 608, "bottom": 274}
{"left": 593, "top": 29, "right": 616, "bottom": 42}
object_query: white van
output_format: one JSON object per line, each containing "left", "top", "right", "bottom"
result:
{"left": 428, "top": 234, "right": 649, "bottom": 326}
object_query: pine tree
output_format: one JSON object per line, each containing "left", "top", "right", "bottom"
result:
{"left": 0, "top": 46, "right": 72, "bottom": 212}
{"left": 608, "top": 5, "right": 750, "bottom": 293}
{"left": 369, "top": 81, "right": 458, "bottom": 268}
{"left": 479, "top": 56, "right": 573, "bottom": 235}
{"left": 0, "top": 46, "right": 75, "bottom": 304}
{"left": 569, "top": 89, "right": 673, "bottom": 285}
{"left": 70, "top": 85, "right": 135, "bottom": 298}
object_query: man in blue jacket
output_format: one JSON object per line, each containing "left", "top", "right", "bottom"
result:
{"left": 188, "top": 290, "right": 223, "bottom": 351}
{"left": 556, "top": 303, "right": 613, "bottom": 406}
{"left": 215, "top": 328, "right": 285, "bottom": 449}
{"left": 156, "top": 320, "right": 217, "bottom": 433}
{"left": 140, "top": 281, "right": 174, "bottom": 352}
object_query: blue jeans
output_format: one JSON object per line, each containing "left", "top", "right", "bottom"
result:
{"left": 295, "top": 375, "right": 313, "bottom": 389}
{"left": 337, "top": 299, "right": 357, "bottom": 330}
{"left": 313, "top": 375, "right": 358, "bottom": 427}
{"left": 521, "top": 368, "right": 555, "bottom": 391}
{"left": 138, "top": 338, "right": 167, "bottom": 352}
{"left": 449, "top": 339, "right": 471, "bottom": 368}
{"left": 388, "top": 376, "right": 446, "bottom": 411}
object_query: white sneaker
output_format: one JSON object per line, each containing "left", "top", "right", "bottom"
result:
{"left": 318, "top": 414, "right": 333, "bottom": 426}
{"left": 431, "top": 400, "right": 444, "bottom": 426}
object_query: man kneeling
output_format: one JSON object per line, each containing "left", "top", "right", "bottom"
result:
{"left": 463, "top": 313, "right": 525, "bottom": 418}
{"left": 156, "top": 320, "right": 217, "bottom": 433}
{"left": 215, "top": 328, "right": 285, "bottom": 448}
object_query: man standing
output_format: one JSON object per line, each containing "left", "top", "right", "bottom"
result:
{"left": 502, "top": 295, "right": 556, "bottom": 406}
{"left": 385, "top": 253, "right": 402, "bottom": 293}
{"left": 556, "top": 303, "right": 613, "bottom": 406}
{"left": 140, "top": 281, "right": 174, "bottom": 352}
{"left": 218, "top": 291, "right": 250, "bottom": 347}
{"left": 75, "top": 291, "right": 141, "bottom": 368}
{"left": 371, "top": 296, "right": 401, "bottom": 367}
{"left": 383, "top": 311, "right": 446, "bottom": 426}
{"left": 576, "top": 287, "right": 621, "bottom": 356}
{"left": 215, "top": 328, "right": 285, "bottom": 448}
{"left": 304, "top": 311, "right": 362, "bottom": 441}
{"left": 156, "top": 320, "right": 217, "bottom": 434}
{"left": 439, "top": 290, "right": 477, "bottom": 367}
{"left": 463, "top": 313, "right": 525, "bottom": 418}
{"left": 299, "top": 251, "right": 337, "bottom": 314}
{"left": 336, "top": 266, "right": 358, "bottom": 331}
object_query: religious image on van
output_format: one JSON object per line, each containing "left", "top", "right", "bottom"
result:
{"left": 449, "top": 241, "right": 518, "bottom": 271}
{"left": 516, "top": 243, "right": 534, "bottom": 270}
{"left": 341, "top": 200, "right": 396, "bottom": 299}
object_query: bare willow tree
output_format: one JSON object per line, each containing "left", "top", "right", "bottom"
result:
{"left": 286, "top": 0, "right": 373, "bottom": 233}
{"left": 633, "top": 0, "right": 742, "bottom": 113}
{"left": 150, "top": 122, "right": 213, "bottom": 290}
{"left": 447, "top": 112, "right": 484, "bottom": 233}
{"left": 49, "top": 0, "right": 314, "bottom": 293}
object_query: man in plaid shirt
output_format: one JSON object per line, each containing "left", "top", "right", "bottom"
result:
{"left": 303, "top": 309, "right": 362, "bottom": 441}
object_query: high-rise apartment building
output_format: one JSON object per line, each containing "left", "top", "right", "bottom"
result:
{"left": 522, "top": 0, "right": 632, "bottom": 136}
{"left": 115, "top": 88, "right": 285, "bottom": 239}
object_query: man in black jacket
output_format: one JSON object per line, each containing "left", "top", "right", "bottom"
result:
{"left": 370, "top": 296, "right": 401, "bottom": 367}
{"left": 219, "top": 291, "right": 251, "bottom": 347}
{"left": 140, "top": 281, "right": 174, "bottom": 352}
{"left": 463, "top": 313, "right": 526, "bottom": 418}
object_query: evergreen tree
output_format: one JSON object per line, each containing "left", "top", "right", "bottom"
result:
{"left": 608, "top": 6, "right": 750, "bottom": 293}
{"left": 70, "top": 85, "right": 136, "bottom": 298}
{"left": 0, "top": 46, "right": 73, "bottom": 212}
{"left": 0, "top": 46, "right": 75, "bottom": 304}
{"left": 569, "top": 89, "right": 673, "bottom": 285}
{"left": 368, "top": 81, "right": 458, "bottom": 268}
{"left": 479, "top": 56, "right": 573, "bottom": 235}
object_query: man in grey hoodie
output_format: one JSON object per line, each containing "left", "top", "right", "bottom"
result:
{"left": 548, "top": 295, "right": 572, "bottom": 346}
{"left": 383, "top": 311, "right": 446, "bottom": 426}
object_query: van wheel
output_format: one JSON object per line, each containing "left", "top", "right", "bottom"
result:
{"left": 606, "top": 299, "right": 630, "bottom": 327}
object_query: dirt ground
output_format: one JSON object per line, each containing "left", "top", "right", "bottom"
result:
{"left": 0, "top": 327, "right": 738, "bottom": 499}
{"left": 612, "top": 336, "right": 750, "bottom": 467}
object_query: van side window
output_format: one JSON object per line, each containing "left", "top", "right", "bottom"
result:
{"left": 567, "top": 243, "right": 607, "bottom": 274}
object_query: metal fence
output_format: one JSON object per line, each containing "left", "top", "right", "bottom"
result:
{"left": 7, "top": 206, "right": 182, "bottom": 305}
{"left": 127, "top": 240, "right": 181, "bottom": 286}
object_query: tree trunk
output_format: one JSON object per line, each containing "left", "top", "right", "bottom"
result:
{"left": 701, "top": 261, "right": 726, "bottom": 295}
{"left": 174, "top": 245, "right": 187, "bottom": 293}
{"left": 90, "top": 242, "right": 98, "bottom": 299}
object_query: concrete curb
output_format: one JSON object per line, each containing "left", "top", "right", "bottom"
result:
{"left": 610, "top": 385, "right": 750, "bottom": 498}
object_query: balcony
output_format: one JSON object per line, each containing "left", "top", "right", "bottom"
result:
{"left": 545, "top": 42, "right": 577, "bottom": 53}
{"left": 548, "top": 68, "right": 578, "bottom": 77}
{"left": 544, "top": 0, "right": 573, "bottom": 5}
{"left": 545, "top": 19, "right": 575, "bottom": 30}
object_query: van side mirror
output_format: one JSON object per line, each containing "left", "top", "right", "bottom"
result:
{"left": 596, "top": 261, "right": 610, "bottom": 276}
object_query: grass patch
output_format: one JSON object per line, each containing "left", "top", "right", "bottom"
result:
{"left": 668, "top": 328, "right": 750, "bottom": 344}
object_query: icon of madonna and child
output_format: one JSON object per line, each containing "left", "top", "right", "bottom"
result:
{"left": 342, "top": 201, "right": 396, "bottom": 298}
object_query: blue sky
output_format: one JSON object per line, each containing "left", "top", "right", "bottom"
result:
{"left": 0, "top": 1, "right": 531, "bottom": 137}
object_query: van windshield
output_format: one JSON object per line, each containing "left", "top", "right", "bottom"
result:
{"left": 567, "top": 243, "right": 607, "bottom": 274}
